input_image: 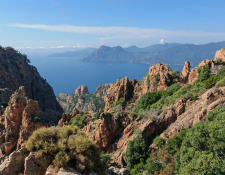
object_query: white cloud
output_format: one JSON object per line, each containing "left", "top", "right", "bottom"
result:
{"left": 6, "top": 23, "right": 225, "bottom": 46}
{"left": 6, "top": 23, "right": 225, "bottom": 37}
{"left": 122, "top": 43, "right": 132, "bottom": 48}
{"left": 159, "top": 39, "right": 166, "bottom": 44}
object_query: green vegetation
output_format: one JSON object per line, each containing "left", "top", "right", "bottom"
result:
{"left": 91, "top": 110, "right": 102, "bottom": 122}
{"left": 215, "top": 77, "right": 225, "bottom": 87}
{"left": 26, "top": 125, "right": 107, "bottom": 174}
{"left": 166, "top": 128, "right": 187, "bottom": 155}
{"left": 146, "top": 74, "right": 150, "bottom": 86}
{"left": 109, "top": 97, "right": 125, "bottom": 108}
{"left": 153, "top": 136, "right": 165, "bottom": 148}
{"left": 218, "top": 65, "right": 225, "bottom": 76}
{"left": 134, "top": 83, "right": 181, "bottom": 113}
{"left": 125, "top": 134, "right": 147, "bottom": 170}
{"left": 70, "top": 113, "right": 88, "bottom": 129}
{"left": 196, "top": 65, "right": 210, "bottom": 82}
{"left": 129, "top": 105, "right": 225, "bottom": 175}
{"left": 171, "top": 69, "right": 181, "bottom": 77}
{"left": 175, "top": 104, "right": 225, "bottom": 174}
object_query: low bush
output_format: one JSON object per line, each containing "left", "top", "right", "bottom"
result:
{"left": 26, "top": 126, "right": 106, "bottom": 174}
{"left": 218, "top": 65, "right": 225, "bottom": 76}
{"left": 70, "top": 113, "right": 87, "bottom": 128}
{"left": 153, "top": 136, "right": 165, "bottom": 148}
{"left": 126, "top": 134, "right": 147, "bottom": 170}
{"left": 215, "top": 77, "right": 225, "bottom": 87}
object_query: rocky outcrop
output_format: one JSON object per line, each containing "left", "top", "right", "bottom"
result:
{"left": 148, "top": 63, "right": 172, "bottom": 91}
{"left": 187, "top": 59, "right": 214, "bottom": 84}
{"left": 57, "top": 85, "right": 109, "bottom": 114}
{"left": 83, "top": 112, "right": 121, "bottom": 151}
{"left": 0, "top": 86, "right": 47, "bottom": 156}
{"left": 58, "top": 108, "right": 79, "bottom": 127}
{"left": 95, "top": 84, "right": 109, "bottom": 98}
{"left": 0, "top": 46, "right": 63, "bottom": 115}
{"left": 214, "top": 48, "right": 225, "bottom": 61}
{"left": 74, "top": 85, "right": 89, "bottom": 96}
{"left": 160, "top": 87, "right": 225, "bottom": 140}
{"left": 104, "top": 77, "right": 136, "bottom": 111}
{"left": 24, "top": 152, "right": 49, "bottom": 175}
{"left": 105, "top": 167, "right": 130, "bottom": 175}
{"left": 182, "top": 61, "right": 190, "bottom": 81}
{"left": 0, "top": 148, "right": 29, "bottom": 175}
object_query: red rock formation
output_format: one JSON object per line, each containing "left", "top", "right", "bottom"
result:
{"left": 58, "top": 108, "right": 79, "bottom": 127}
{"left": 214, "top": 48, "right": 225, "bottom": 61}
{"left": 182, "top": 61, "right": 190, "bottom": 81}
{"left": 0, "top": 46, "right": 63, "bottom": 116}
{"left": 24, "top": 152, "right": 49, "bottom": 175}
{"left": 148, "top": 63, "right": 172, "bottom": 92}
{"left": 74, "top": 85, "right": 89, "bottom": 96}
{"left": 104, "top": 77, "right": 136, "bottom": 111}
{"left": 0, "top": 87, "right": 47, "bottom": 155}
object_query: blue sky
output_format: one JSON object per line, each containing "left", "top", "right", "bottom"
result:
{"left": 1, "top": 0, "right": 225, "bottom": 50}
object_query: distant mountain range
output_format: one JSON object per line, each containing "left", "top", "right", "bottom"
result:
{"left": 48, "top": 48, "right": 96, "bottom": 57}
{"left": 124, "top": 43, "right": 181, "bottom": 53}
{"left": 49, "top": 41, "right": 225, "bottom": 65}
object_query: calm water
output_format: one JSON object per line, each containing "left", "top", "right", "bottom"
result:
{"left": 29, "top": 56, "right": 184, "bottom": 95}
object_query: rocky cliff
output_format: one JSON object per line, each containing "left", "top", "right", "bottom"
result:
{"left": 0, "top": 46, "right": 63, "bottom": 115}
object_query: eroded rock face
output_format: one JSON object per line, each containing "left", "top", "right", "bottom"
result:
{"left": 104, "top": 77, "right": 136, "bottom": 111}
{"left": 0, "top": 46, "right": 63, "bottom": 114}
{"left": 24, "top": 152, "right": 49, "bottom": 175}
{"left": 214, "top": 48, "right": 225, "bottom": 61}
{"left": 0, "top": 148, "right": 29, "bottom": 175}
{"left": 83, "top": 112, "right": 121, "bottom": 151}
{"left": 58, "top": 108, "right": 79, "bottom": 127}
{"left": 160, "top": 87, "right": 225, "bottom": 140}
{"left": 0, "top": 86, "right": 47, "bottom": 155}
{"left": 182, "top": 61, "right": 190, "bottom": 81}
{"left": 75, "top": 85, "right": 89, "bottom": 96}
{"left": 105, "top": 166, "right": 130, "bottom": 175}
{"left": 148, "top": 63, "right": 172, "bottom": 92}
{"left": 187, "top": 59, "right": 214, "bottom": 84}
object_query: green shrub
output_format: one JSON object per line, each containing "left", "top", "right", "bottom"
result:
{"left": 166, "top": 128, "right": 187, "bottom": 155}
{"left": 134, "top": 91, "right": 164, "bottom": 113}
{"left": 110, "top": 98, "right": 125, "bottom": 108}
{"left": 126, "top": 134, "right": 147, "bottom": 170}
{"left": 175, "top": 105, "right": 225, "bottom": 174}
{"left": 215, "top": 77, "right": 225, "bottom": 87}
{"left": 218, "top": 65, "right": 225, "bottom": 76}
{"left": 201, "top": 75, "right": 224, "bottom": 88}
{"left": 196, "top": 65, "right": 210, "bottom": 82}
{"left": 166, "top": 83, "right": 181, "bottom": 95}
{"left": 171, "top": 69, "right": 181, "bottom": 77}
{"left": 70, "top": 114, "right": 87, "bottom": 129}
{"left": 26, "top": 126, "right": 105, "bottom": 174}
{"left": 153, "top": 136, "right": 165, "bottom": 148}
{"left": 146, "top": 74, "right": 150, "bottom": 86}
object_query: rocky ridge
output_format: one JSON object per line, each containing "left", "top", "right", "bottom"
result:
{"left": 0, "top": 46, "right": 63, "bottom": 116}
{"left": 57, "top": 84, "right": 109, "bottom": 114}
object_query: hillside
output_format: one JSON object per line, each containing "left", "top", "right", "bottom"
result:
{"left": 81, "top": 41, "right": 225, "bottom": 65}
{"left": 1, "top": 47, "right": 225, "bottom": 174}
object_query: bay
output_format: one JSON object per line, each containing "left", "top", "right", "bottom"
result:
{"left": 29, "top": 56, "right": 184, "bottom": 95}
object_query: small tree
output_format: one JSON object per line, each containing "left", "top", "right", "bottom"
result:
{"left": 126, "top": 134, "right": 147, "bottom": 170}
{"left": 153, "top": 136, "right": 165, "bottom": 148}
{"left": 171, "top": 69, "right": 181, "bottom": 77}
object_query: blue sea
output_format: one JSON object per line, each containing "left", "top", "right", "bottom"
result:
{"left": 29, "top": 56, "right": 184, "bottom": 96}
